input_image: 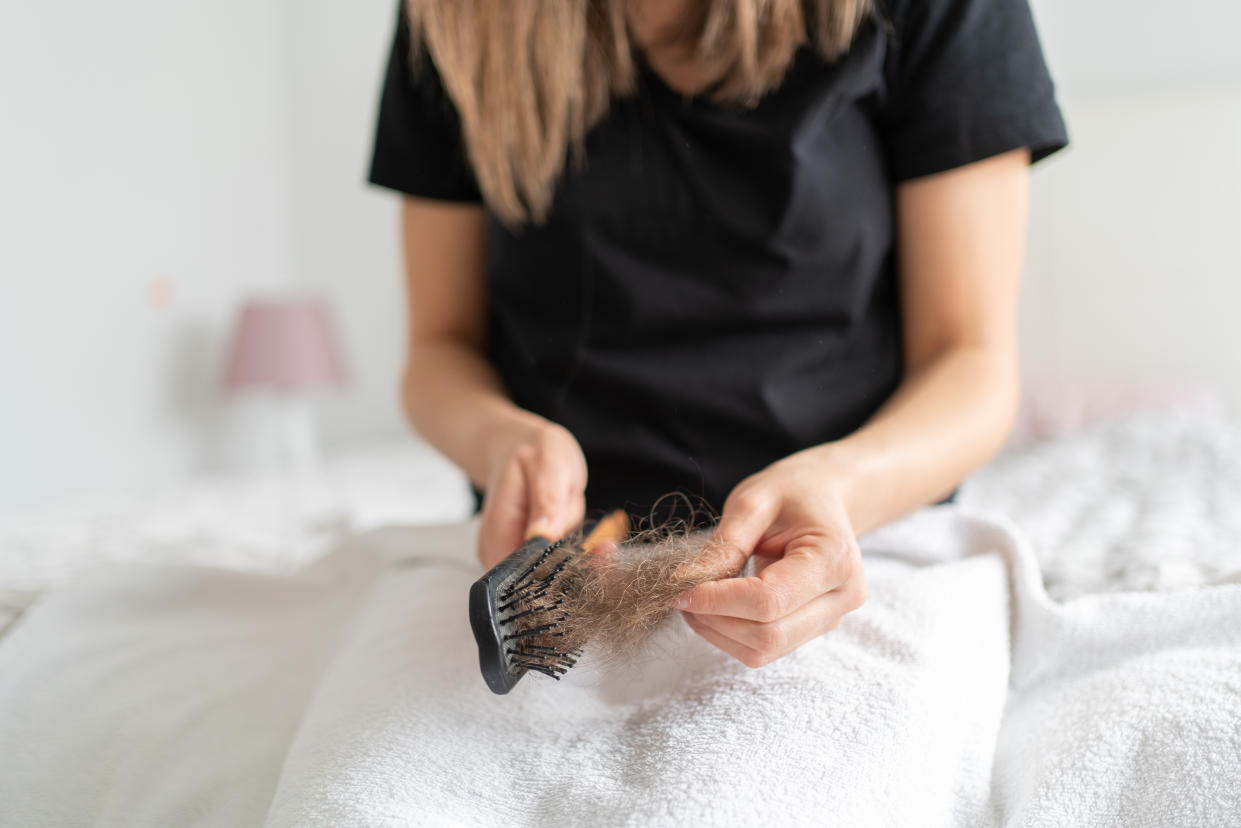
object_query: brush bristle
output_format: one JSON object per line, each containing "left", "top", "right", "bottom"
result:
{"left": 493, "top": 537, "right": 582, "bottom": 680}
{"left": 472, "top": 512, "right": 741, "bottom": 693}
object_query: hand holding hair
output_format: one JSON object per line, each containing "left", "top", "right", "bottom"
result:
{"left": 477, "top": 416, "right": 588, "bottom": 569}
{"left": 469, "top": 459, "right": 865, "bottom": 693}
{"left": 676, "top": 448, "right": 867, "bottom": 668}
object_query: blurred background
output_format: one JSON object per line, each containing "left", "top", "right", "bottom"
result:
{"left": 2, "top": 0, "right": 1239, "bottom": 514}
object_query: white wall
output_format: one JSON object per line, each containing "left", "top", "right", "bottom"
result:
{"left": 278, "top": 0, "right": 408, "bottom": 450}
{"left": 1022, "top": 89, "right": 1241, "bottom": 410}
{"left": 0, "top": 1, "right": 292, "bottom": 509}
{"left": 0, "top": 0, "right": 404, "bottom": 512}
{"left": 1030, "top": 0, "right": 1241, "bottom": 94}
{"left": 1023, "top": 0, "right": 1241, "bottom": 412}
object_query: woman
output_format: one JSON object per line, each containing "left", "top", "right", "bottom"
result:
{"left": 370, "top": 0, "right": 1066, "bottom": 667}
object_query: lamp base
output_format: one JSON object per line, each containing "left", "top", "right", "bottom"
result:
{"left": 275, "top": 396, "right": 322, "bottom": 478}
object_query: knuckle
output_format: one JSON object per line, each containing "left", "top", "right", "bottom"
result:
{"left": 542, "top": 424, "right": 576, "bottom": 455}
{"left": 755, "top": 586, "right": 785, "bottom": 622}
{"left": 526, "top": 489, "right": 552, "bottom": 514}
{"left": 823, "top": 533, "right": 857, "bottom": 564}
{"left": 754, "top": 622, "right": 786, "bottom": 653}
{"left": 692, "top": 589, "right": 715, "bottom": 614}
{"left": 814, "top": 521, "right": 851, "bottom": 546}
{"left": 512, "top": 444, "right": 536, "bottom": 466}
{"left": 535, "top": 441, "right": 559, "bottom": 469}
{"left": 531, "top": 444, "right": 550, "bottom": 467}
{"left": 740, "top": 651, "right": 769, "bottom": 670}
{"left": 724, "top": 483, "right": 765, "bottom": 515}
{"left": 819, "top": 552, "right": 848, "bottom": 583}
{"left": 479, "top": 497, "right": 501, "bottom": 525}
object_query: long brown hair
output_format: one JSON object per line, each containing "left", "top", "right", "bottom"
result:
{"left": 406, "top": 0, "right": 871, "bottom": 225}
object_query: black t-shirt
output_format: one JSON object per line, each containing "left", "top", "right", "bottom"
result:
{"left": 369, "top": 0, "right": 1068, "bottom": 520}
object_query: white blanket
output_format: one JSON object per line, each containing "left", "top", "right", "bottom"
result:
{"left": 1, "top": 509, "right": 1239, "bottom": 827}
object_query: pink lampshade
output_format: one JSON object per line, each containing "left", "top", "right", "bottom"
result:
{"left": 221, "top": 297, "right": 348, "bottom": 393}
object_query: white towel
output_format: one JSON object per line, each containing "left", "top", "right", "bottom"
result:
{"left": 0, "top": 533, "right": 382, "bottom": 828}
{"left": 993, "top": 527, "right": 1241, "bottom": 827}
{"left": 262, "top": 510, "right": 1241, "bottom": 827}
{"left": 265, "top": 511, "right": 1013, "bottom": 828}
{"left": 2, "top": 511, "right": 1239, "bottom": 827}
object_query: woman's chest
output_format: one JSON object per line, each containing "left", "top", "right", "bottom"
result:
{"left": 553, "top": 32, "right": 891, "bottom": 270}
{"left": 487, "top": 29, "right": 896, "bottom": 336}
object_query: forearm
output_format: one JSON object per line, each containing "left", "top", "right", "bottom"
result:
{"left": 806, "top": 345, "right": 1019, "bottom": 535}
{"left": 807, "top": 151, "right": 1030, "bottom": 535}
{"left": 402, "top": 339, "right": 546, "bottom": 487}
{"left": 398, "top": 196, "right": 555, "bottom": 488}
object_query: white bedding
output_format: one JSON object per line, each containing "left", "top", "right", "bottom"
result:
{"left": 0, "top": 410, "right": 1239, "bottom": 826}
{"left": 0, "top": 439, "right": 473, "bottom": 633}
{"left": 962, "top": 408, "right": 1241, "bottom": 599}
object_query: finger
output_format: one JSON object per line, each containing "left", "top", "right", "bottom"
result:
{"left": 522, "top": 456, "right": 579, "bottom": 541}
{"left": 751, "top": 541, "right": 854, "bottom": 604}
{"left": 689, "top": 491, "right": 774, "bottom": 576}
{"left": 682, "top": 612, "right": 767, "bottom": 669}
{"left": 563, "top": 491, "right": 587, "bottom": 539}
{"left": 690, "top": 588, "right": 851, "bottom": 658}
{"left": 477, "top": 458, "right": 528, "bottom": 568}
{"left": 676, "top": 542, "right": 852, "bottom": 621}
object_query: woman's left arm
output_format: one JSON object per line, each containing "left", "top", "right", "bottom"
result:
{"left": 678, "top": 149, "right": 1030, "bottom": 667}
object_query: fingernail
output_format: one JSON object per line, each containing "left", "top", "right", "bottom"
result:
{"left": 526, "top": 517, "right": 552, "bottom": 540}
{"left": 674, "top": 594, "right": 691, "bottom": 610}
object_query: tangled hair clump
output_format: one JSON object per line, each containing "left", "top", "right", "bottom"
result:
{"left": 559, "top": 513, "right": 745, "bottom": 660}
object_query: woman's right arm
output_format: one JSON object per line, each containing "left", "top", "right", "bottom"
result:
{"left": 399, "top": 196, "right": 587, "bottom": 566}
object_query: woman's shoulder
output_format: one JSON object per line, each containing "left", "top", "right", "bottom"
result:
{"left": 867, "top": 0, "right": 1068, "bottom": 180}
{"left": 368, "top": 2, "right": 482, "bottom": 203}
{"left": 875, "top": 0, "right": 1044, "bottom": 49}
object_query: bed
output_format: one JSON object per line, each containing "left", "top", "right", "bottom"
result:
{"left": 1, "top": 403, "right": 1239, "bottom": 826}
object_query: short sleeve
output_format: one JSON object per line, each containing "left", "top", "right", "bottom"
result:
{"left": 367, "top": 3, "right": 481, "bottom": 202}
{"left": 878, "top": 0, "right": 1069, "bottom": 181}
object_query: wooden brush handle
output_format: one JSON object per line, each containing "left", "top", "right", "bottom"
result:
{"left": 582, "top": 510, "right": 629, "bottom": 553}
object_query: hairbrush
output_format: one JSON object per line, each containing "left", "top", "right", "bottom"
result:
{"left": 468, "top": 511, "right": 628, "bottom": 695}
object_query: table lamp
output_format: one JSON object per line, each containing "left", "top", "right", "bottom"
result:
{"left": 221, "top": 296, "right": 348, "bottom": 475}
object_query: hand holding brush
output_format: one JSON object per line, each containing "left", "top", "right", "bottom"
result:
{"left": 468, "top": 510, "right": 743, "bottom": 694}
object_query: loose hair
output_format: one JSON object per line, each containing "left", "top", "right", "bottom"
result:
{"left": 560, "top": 518, "right": 745, "bottom": 661}
{"left": 406, "top": 0, "right": 872, "bottom": 225}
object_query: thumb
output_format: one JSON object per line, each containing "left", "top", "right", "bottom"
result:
{"left": 702, "top": 490, "right": 778, "bottom": 576}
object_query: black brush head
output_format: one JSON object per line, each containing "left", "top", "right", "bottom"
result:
{"left": 468, "top": 535, "right": 582, "bottom": 695}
